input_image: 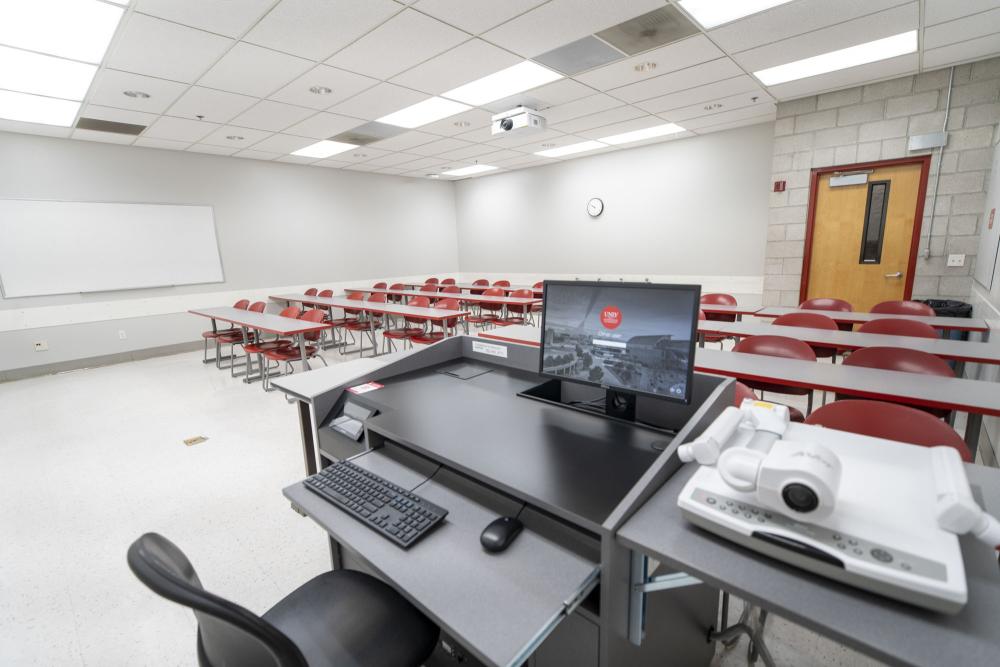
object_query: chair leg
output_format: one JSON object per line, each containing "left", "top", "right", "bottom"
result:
{"left": 807, "top": 392, "right": 814, "bottom": 415}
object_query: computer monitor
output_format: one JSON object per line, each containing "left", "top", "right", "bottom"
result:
{"left": 539, "top": 281, "right": 701, "bottom": 405}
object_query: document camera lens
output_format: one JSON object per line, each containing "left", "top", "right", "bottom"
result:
{"left": 781, "top": 483, "right": 819, "bottom": 513}
{"left": 499, "top": 117, "right": 514, "bottom": 131}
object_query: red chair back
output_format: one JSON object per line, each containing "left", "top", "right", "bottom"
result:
{"left": 842, "top": 347, "right": 953, "bottom": 377}
{"left": 233, "top": 299, "right": 250, "bottom": 310}
{"left": 773, "top": 312, "right": 838, "bottom": 359}
{"left": 493, "top": 280, "right": 511, "bottom": 287}
{"left": 471, "top": 279, "right": 489, "bottom": 296}
{"left": 440, "top": 285, "right": 461, "bottom": 295}
{"left": 420, "top": 283, "right": 440, "bottom": 295}
{"left": 481, "top": 287, "right": 505, "bottom": 313}
{"left": 373, "top": 282, "right": 387, "bottom": 289}
{"left": 298, "top": 308, "right": 326, "bottom": 341}
{"left": 508, "top": 288, "right": 534, "bottom": 314}
{"left": 344, "top": 292, "right": 364, "bottom": 316}
{"left": 532, "top": 281, "right": 543, "bottom": 290}
{"left": 700, "top": 293, "right": 737, "bottom": 322}
{"left": 318, "top": 289, "right": 333, "bottom": 298}
{"left": 440, "top": 278, "right": 456, "bottom": 285}
{"left": 698, "top": 309, "right": 706, "bottom": 320}
{"left": 368, "top": 293, "right": 387, "bottom": 303}
{"left": 733, "top": 335, "right": 815, "bottom": 397}
{"left": 278, "top": 306, "right": 301, "bottom": 318}
{"left": 800, "top": 297, "right": 853, "bottom": 312}
{"left": 248, "top": 301, "right": 266, "bottom": 313}
{"left": 435, "top": 298, "right": 461, "bottom": 328}
{"left": 805, "top": 400, "right": 971, "bottom": 462}
{"left": 858, "top": 318, "right": 938, "bottom": 339}
{"left": 386, "top": 283, "right": 405, "bottom": 302}
{"left": 424, "top": 278, "right": 439, "bottom": 284}
{"left": 404, "top": 296, "right": 431, "bottom": 326}
{"left": 304, "top": 288, "right": 318, "bottom": 297}
{"left": 870, "top": 300, "right": 934, "bottom": 316}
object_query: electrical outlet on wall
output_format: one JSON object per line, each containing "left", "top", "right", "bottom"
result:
{"left": 947, "top": 254, "right": 966, "bottom": 267}
{"left": 33, "top": 340, "right": 48, "bottom": 352}
{"left": 118, "top": 330, "right": 127, "bottom": 340}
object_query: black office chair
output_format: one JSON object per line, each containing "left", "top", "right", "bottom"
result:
{"left": 127, "top": 533, "right": 439, "bottom": 667}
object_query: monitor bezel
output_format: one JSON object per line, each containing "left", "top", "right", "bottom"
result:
{"left": 537, "top": 280, "right": 702, "bottom": 406}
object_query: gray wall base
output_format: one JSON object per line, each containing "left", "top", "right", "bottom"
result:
{"left": 0, "top": 340, "right": 200, "bottom": 382}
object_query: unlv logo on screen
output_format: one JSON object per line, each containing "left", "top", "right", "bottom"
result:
{"left": 600, "top": 305, "right": 621, "bottom": 329}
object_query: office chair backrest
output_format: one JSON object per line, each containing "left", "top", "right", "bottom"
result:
{"left": 700, "top": 293, "right": 737, "bottom": 323}
{"left": 733, "top": 335, "right": 816, "bottom": 361}
{"left": 127, "top": 533, "right": 306, "bottom": 667}
{"left": 299, "top": 309, "right": 326, "bottom": 342}
{"left": 233, "top": 299, "right": 250, "bottom": 310}
{"left": 248, "top": 302, "right": 266, "bottom": 313}
{"left": 304, "top": 288, "right": 318, "bottom": 297}
{"left": 425, "top": 277, "right": 439, "bottom": 284}
{"left": 420, "top": 283, "right": 439, "bottom": 293}
{"left": 773, "top": 312, "right": 838, "bottom": 330}
{"left": 858, "top": 318, "right": 939, "bottom": 339}
{"left": 493, "top": 279, "right": 511, "bottom": 287}
{"left": 278, "top": 306, "right": 301, "bottom": 319}
{"left": 440, "top": 285, "right": 461, "bottom": 294}
{"left": 373, "top": 282, "right": 388, "bottom": 289}
{"left": 318, "top": 289, "right": 333, "bottom": 298}
{"left": 435, "top": 298, "right": 461, "bottom": 327}
{"left": 800, "top": 297, "right": 853, "bottom": 312}
{"left": 870, "top": 300, "right": 934, "bottom": 316}
{"left": 842, "top": 346, "right": 953, "bottom": 377}
{"left": 440, "top": 278, "right": 456, "bottom": 285}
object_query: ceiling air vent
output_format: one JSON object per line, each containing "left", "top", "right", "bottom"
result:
{"left": 330, "top": 121, "right": 406, "bottom": 146}
{"left": 75, "top": 117, "right": 146, "bottom": 135}
{"left": 534, "top": 35, "right": 625, "bottom": 75}
{"left": 596, "top": 5, "right": 699, "bottom": 56}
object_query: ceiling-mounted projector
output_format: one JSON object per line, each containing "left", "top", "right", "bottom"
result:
{"left": 491, "top": 106, "right": 546, "bottom": 136}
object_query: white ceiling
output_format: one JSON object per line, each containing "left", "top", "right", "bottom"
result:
{"left": 3, "top": 0, "right": 999, "bottom": 179}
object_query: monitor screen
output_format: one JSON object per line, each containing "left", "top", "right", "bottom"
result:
{"left": 539, "top": 281, "right": 701, "bottom": 404}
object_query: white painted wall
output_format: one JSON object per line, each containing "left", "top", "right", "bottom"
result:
{"left": 453, "top": 123, "right": 774, "bottom": 290}
{"left": 0, "top": 131, "right": 458, "bottom": 372}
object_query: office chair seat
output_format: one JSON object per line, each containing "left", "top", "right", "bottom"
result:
{"left": 128, "top": 533, "right": 438, "bottom": 667}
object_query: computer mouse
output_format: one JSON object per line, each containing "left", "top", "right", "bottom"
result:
{"left": 480, "top": 516, "right": 523, "bottom": 553}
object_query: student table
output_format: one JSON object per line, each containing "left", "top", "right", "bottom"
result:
{"left": 755, "top": 307, "right": 989, "bottom": 333}
{"left": 699, "top": 304, "right": 762, "bottom": 320}
{"left": 398, "top": 281, "right": 542, "bottom": 295}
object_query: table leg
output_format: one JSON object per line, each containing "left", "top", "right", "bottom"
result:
{"left": 964, "top": 412, "right": 982, "bottom": 460}
{"left": 298, "top": 333, "right": 311, "bottom": 371}
{"left": 369, "top": 314, "right": 379, "bottom": 357}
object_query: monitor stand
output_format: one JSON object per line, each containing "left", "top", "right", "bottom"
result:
{"left": 518, "top": 378, "right": 672, "bottom": 435}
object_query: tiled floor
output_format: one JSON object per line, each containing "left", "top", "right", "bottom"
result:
{"left": 3, "top": 338, "right": 954, "bottom": 666}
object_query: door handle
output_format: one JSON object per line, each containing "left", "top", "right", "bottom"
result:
{"left": 885, "top": 272, "right": 903, "bottom": 278}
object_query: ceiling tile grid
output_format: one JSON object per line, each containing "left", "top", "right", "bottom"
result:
{"left": 1, "top": 0, "right": 997, "bottom": 178}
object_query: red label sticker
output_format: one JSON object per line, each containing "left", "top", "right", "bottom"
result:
{"left": 989, "top": 208, "right": 995, "bottom": 230}
{"left": 600, "top": 306, "right": 622, "bottom": 329}
{"left": 347, "top": 381, "right": 383, "bottom": 395}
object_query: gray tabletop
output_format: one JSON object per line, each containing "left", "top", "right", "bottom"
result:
{"left": 284, "top": 450, "right": 598, "bottom": 667}
{"left": 700, "top": 304, "right": 762, "bottom": 316}
{"left": 344, "top": 287, "right": 542, "bottom": 305}
{"left": 694, "top": 347, "right": 1000, "bottom": 416}
{"left": 756, "top": 307, "right": 989, "bottom": 332}
{"left": 617, "top": 458, "right": 1000, "bottom": 667}
{"left": 270, "top": 293, "right": 470, "bottom": 320}
{"left": 189, "top": 306, "right": 329, "bottom": 336}
{"left": 698, "top": 320, "right": 1000, "bottom": 364}
{"left": 400, "top": 281, "right": 541, "bottom": 294}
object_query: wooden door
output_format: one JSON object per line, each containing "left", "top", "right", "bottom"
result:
{"left": 803, "top": 159, "right": 928, "bottom": 312}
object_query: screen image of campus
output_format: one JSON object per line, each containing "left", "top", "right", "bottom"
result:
{"left": 541, "top": 284, "right": 697, "bottom": 399}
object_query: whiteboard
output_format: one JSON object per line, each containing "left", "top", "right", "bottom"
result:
{"left": 0, "top": 199, "right": 224, "bottom": 297}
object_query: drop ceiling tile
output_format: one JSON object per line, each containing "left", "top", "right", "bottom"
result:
{"left": 0, "top": 119, "right": 72, "bottom": 138}
{"left": 731, "top": 4, "right": 919, "bottom": 73}
{"left": 577, "top": 115, "right": 671, "bottom": 140}
{"left": 284, "top": 112, "right": 365, "bottom": 139}
{"left": 328, "top": 83, "right": 428, "bottom": 121}
{"left": 133, "top": 0, "right": 277, "bottom": 38}
{"left": 327, "top": 9, "right": 469, "bottom": 80}
{"left": 417, "top": 108, "right": 494, "bottom": 136}
{"left": 344, "top": 163, "right": 383, "bottom": 172}
{"left": 200, "top": 125, "right": 273, "bottom": 148}
{"left": 633, "top": 75, "right": 765, "bottom": 114}
{"left": 247, "top": 133, "right": 315, "bottom": 154}
{"left": 482, "top": 78, "right": 595, "bottom": 113}
{"left": 244, "top": 0, "right": 402, "bottom": 61}
{"left": 81, "top": 105, "right": 158, "bottom": 127}
{"left": 660, "top": 92, "right": 773, "bottom": 123}
{"left": 235, "top": 149, "right": 282, "bottom": 160}
{"left": 481, "top": 0, "right": 665, "bottom": 58}
{"left": 269, "top": 65, "right": 379, "bottom": 110}
{"left": 363, "top": 152, "right": 425, "bottom": 167}
{"left": 436, "top": 143, "right": 496, "bottom": 161}
{"left": 277, "top": 154, "right": 321, "bottom": 164}
{"left": 134, "top": 137, "right": 192, "bottom": 150}
{"left": 666, "top": 103, "right": 777, "bottom": 130}
{"left": 413, "top": 0, "right": 548, "bottom": 35}
{"left": 691, "top": 113, "right": 777, "bottom": 135}
{"left": 492, "top": 153, "right": 558, "bottom": 168}
{"left": 489, "top": 127, "right": 574, "bottom": 149}
{"left": 315, "top": 159, "right": 352, "bottom": 168}
{"left": 395, "top": 156, "right": 450, "bottom": 170}
{"left": 609, "top": 58, "right": 744, "bottom": 104}
{"left": 230, "top": 100, "right": 315, "bottom": 132}
{"left": 88, "top": 70, "right": 188, "bottom": 114}
{"left": 550, "top": 104, "right": 647, "bottom": 133}
{"left": 574, "top": 35, "right": 723, "bottom": 90}
{"left": 187, "top": 143, "right": 240, "bottom": 155}
{"left": 924, "top": 8, "right": 1000, "bottom": 49}
{"left": 106, "top": 13, "right": 233, "bottom": 83}
{"left": 541, "top": 93, "right": 625, "bottom": 124}
{"left": 925, "top": 0, "right": 998, "bottom": 26}
{"left": 198, "top": 43, "right": 313, "bottom": 98}
{"left": 408, "top": 136, "right": 477, "bottom": 156}
{"left": 451, "top": 124, "right": 499, "bottom": 143}
{"left": 390, "top": 39, "right": 522, "bottom": 94}
{"left": 166, "top": 87, "right": 259, "bottom": 123}
{"left": 143, "top": 116, "right": 220, "bottom": 142}
{"left": 706, "top": 0, "right": 908, "bottom": 54}
{"left": 765, "top": 53, "right": 918, "bottom": 101}
{"left": 71, "top": 128, "right": 135, "bottom": 144}
{"left": 471, "top": 148, "right": 526, "bottom": 163}
{"left": 923, "top": 33, "right": 1000, "bottom": 70}
{"left": 338, "top": 147, "right": 391, "bottom": 163}
{"left": 370, "top": 130, "right": 439, "bottom": 151}
{"left": 377, "top": 166, "right": 410, "bottom": 174}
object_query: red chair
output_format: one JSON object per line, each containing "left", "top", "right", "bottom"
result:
{"left": 467, "top": 287, "right": 505, "bottom": 329}
{"left": 424, "top": 278, "right": 439, "bottom": 285}
{"left": 201, "top": 299, "right": 250, "bottom": 366}
{"left": 344, "top": 293, "right": 388, "bottom": 356}
{"left": 373, "top": 281, "right": 387, "bottom": 289}
{"left": 498, "top": 288, "right": 535, "bottom": 326}
{"left": 318, "top": 289, "right": 333, "bottom": 298}
{"left": 304, "top": 288, "right": 318, "bottom": 297}
{"left": 439, "top": 285, "right": 461, "bottom": 295}
{"left": 244, "top": 306, "right": 300, "bottom": 381}
{"left": 382, "top": 296, "right": 431, "bottom": 352}
{"left": 734, "top": 335, "right": 818, "bottom": 413}
{"left": 840, "top": 347, "right": 954, "bottom": 418}
{"left": 700, "top": 293, "right": 737, "bottom": 346}
{"left": 734, "top": 381, "right": 805, "bottom": 423}
{"left": 805, "top": 400, "right": 971, "bottom": 462}
{"left": 871, "top": 300, "right": 935, "bottom": 317}
{"left": 216, "top": 301, "right": 269, "bottom": 376}
{"left": 328, "top": 293, "right": 364, "bottom": 347}
{"left": 386, "top": 282, "right": 406, "bottom": 304}
{"left": 858, "top": 318, "right": 939, "bottom": 339}
{"left": 492, "top": 279, "right": 511, "bottom": 288}
{"left": 261, "top": 309, "right": 328, "bottom": 390}
{"left": 470, "top": 279, "right": 489, "bottom": 295}
{"left": 773, "top": 312, "right": 839, "bottom": 360}
{"left": 531, "top": 281, "right": 544, "bottom": 313}
{"left": 800, "top": 297, "right": 854, "bottom": 331}
{"left": 412, "top": 298, "right": 462, "bottom": 345}
{"left": 419, "top": 283, "right": 440, "bottom": 303}
{"left": 440, "top": 278, "right": 456, "bottom": 285}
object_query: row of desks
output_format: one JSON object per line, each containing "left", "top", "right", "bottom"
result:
{"left": 346, "top": 285, "right": 542, "bottom": 307}
{"left": 398, "top": 280, "right": 543, "bottom": 296}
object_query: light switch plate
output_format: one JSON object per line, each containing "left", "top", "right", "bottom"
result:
{"left": 947, "top": 254, "right": 966, "bottom": 267}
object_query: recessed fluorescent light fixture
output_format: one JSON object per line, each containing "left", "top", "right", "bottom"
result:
{"left": 534, "top": 140, "right": 607, "bottom": 158}
{"left": 0, "top": 0, "right": 124, "bottom": 63}
{"left": 442, "top": 164, "right": 497, "bottom": 176}
{"left": 600, "top": 123, "right": 686, "bottom": 145}
{"left": 678, "top": 0, "right": 795, "bottom": 29}
{"left": 754, "top": 31, "right": 918, "bottom": 86}
{"left": 0, "top": 89, "right": 80, "bottom": 126}
{"left": 443, "top": 61, "right": 562, "bottom": 106}
{"left": 0, "top": 46, "right": 98, "bottom": 100}
{"left": 377, "top": 97, "right": 471, "bottom": 129}
{"left": 291, "top": 140, "right": 357, "bottom": 159}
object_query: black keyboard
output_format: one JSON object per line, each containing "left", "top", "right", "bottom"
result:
{"left": 304, "top": 459, "right": 448, "bottom": 549}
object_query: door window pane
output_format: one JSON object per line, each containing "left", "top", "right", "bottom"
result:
{"left": 859, "top": 181, "right": 890, "bottom": 264}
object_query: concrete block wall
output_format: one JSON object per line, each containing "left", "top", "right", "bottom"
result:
{"left": 764, "top": 58, "right": 1000, "bottom": 307}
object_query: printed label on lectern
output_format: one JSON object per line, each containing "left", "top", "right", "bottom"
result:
{"left": 472, "top": 340, "right": 508, "bottom": 358}
{"left": 347, "top": 381, "right": 384, "bottom": 394}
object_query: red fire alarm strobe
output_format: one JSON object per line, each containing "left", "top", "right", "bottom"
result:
{"left": 773, "top": 180, "right": 786, "bottom": 192}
